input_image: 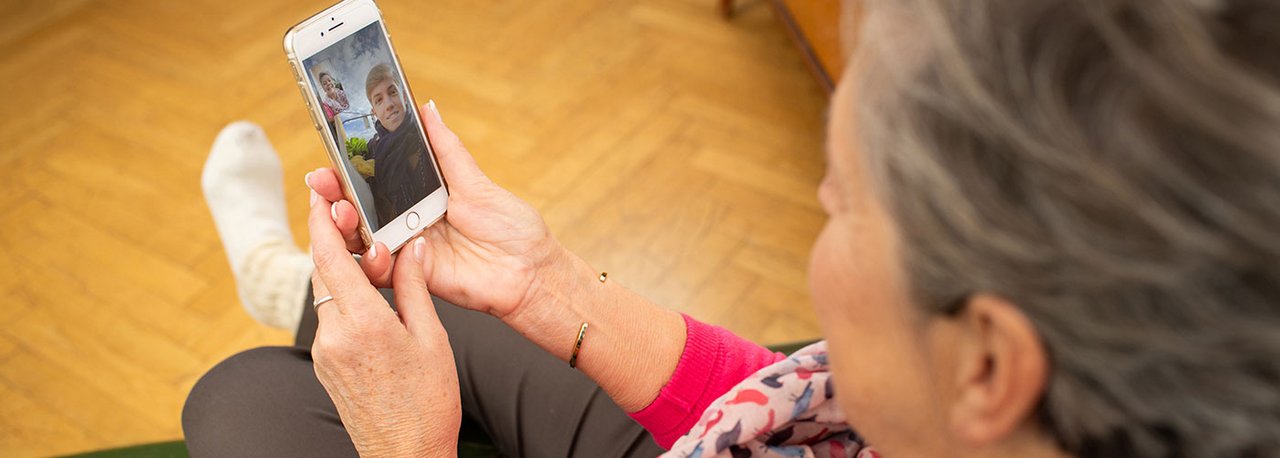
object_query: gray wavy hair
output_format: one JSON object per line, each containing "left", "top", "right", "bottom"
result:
{"left": 851, "top": 0, "right": 1280, "bottom": 456}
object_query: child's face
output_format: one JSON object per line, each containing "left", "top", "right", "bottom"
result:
{"left": 369, "top": 79, "right": 405, "bottom": 132}
{"left": 320, "top": 75, "right": 338, "bottom": 93}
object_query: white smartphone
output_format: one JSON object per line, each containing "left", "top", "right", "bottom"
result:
{"left": 284, "top": 0, "right": 447, "bottom": 254}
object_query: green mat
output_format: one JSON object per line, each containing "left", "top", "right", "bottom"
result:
{"left": 60, "top": 441, "right": 188, "bottom": 458}
{"left": 62, "top": 416, "right": 502, "bottom": 458}
{"left": 59, "top": 438, "right": 500, "bottom": 458}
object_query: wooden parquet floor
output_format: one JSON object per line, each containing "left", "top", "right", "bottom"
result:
{"left": 0, "top": 0, "right": 828, "bottom": 455}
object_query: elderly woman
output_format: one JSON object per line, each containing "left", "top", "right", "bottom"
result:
{"left": 185, "top": 0, "right": 1280, "bottom": 456}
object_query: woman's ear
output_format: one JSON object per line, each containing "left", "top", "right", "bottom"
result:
{"left": 947, "top": 294, "right": 1049, "bottom": 446}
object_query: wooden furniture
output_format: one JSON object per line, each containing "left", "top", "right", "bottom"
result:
{"left": 722, "top": 0, "right": 845, "bottom": 93}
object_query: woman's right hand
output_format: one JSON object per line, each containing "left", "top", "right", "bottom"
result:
{"left": 307, "top": 101, "right": 564, "bottom": 320}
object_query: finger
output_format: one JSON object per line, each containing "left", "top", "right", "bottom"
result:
{"left": 330, "top": 199, "right": 366, "bottom": 253}
{"left": 305, "top": 167, "right": 346, "bottom": 203}
{"left": 308, "top": 190, "right": 382, "bottom": 313}
{"left": 359, "top": 241, "right": 395, "bottom": 288}
{"left": 309, "top": 168, "right": 367, "bottom": 253}
{"left": 421, "top": 101, "right": 489, "bottom": 187}
{"left": 310, "top": 271, "right": 339, "bottom": 322}
{"left": 392, "top": 237, "right": 446, "bottom": 339}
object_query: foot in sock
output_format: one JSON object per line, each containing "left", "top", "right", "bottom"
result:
{"left": 203, "top": 121, "right": 313, "bottom": 330}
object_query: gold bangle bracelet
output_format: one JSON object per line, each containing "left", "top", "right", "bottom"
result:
{"left": 569, "top": 322, "right": 589, "bottom": 368}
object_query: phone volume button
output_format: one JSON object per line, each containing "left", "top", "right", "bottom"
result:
{"left": 288, "top": 60, "right": 302, "bottom": 82}
{"left": 297, "top": 84, "right": 321, "bottom": 130}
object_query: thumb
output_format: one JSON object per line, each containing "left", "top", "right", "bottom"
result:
{"left": 392, "top": 237, "right": 446, "bottom": 340}
{"left": 421, "top": 100, "right": 488, "bottom": 187}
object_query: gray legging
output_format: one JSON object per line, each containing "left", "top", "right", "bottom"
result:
{"left": 182, "top": 288, "right": 666, "bottom": 457}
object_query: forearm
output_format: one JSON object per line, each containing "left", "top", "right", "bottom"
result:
{"left": 502, "top": 244, "right": 687, "bottom": 413}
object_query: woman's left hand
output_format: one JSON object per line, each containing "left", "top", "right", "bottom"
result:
{"left": 307, "top": 188, "right": 461, "bottom": 457}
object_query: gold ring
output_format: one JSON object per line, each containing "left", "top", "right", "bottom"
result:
{"left": 313, "top": 295, "right": 335, "bottom": 310}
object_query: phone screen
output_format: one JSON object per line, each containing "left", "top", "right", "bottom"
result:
{"left": 301, "top": 21, "right": 442, "bottom": 232}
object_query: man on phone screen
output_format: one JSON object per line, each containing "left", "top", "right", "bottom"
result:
{"left": 364, "top": 63, "right": 440, "bottom": 226}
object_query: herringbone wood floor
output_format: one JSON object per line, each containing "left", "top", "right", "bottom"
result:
{"left": 0, "top": 0, "right": 828, "bottom": 455}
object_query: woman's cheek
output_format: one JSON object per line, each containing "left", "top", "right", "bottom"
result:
{"left": 808, "top": 216, "right": 900, "bottom": 445}
{"left": 809, "top": 221, "right": 843, "bottom": 331}
{"left": 808, "top": 219, "right": 862, "bottom": 379}
{"left": 809, "top": 223, "right": 878, "bottom": 442}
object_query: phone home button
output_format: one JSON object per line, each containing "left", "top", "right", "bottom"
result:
{"left": 406, "top": 211, "right": 420, "bottom": 229}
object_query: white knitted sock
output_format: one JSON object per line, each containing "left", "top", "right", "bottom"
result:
{"left": 202, "top": 121, "right": 313, "bottom": 330}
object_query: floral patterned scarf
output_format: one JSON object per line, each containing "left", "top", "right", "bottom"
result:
{"left": 660, "top": 341, "right": 878, "bottom": 458}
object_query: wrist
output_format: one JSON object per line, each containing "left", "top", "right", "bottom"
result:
{"left": 494, "top": 243, "right": 689, "bottom": 414}
{"left": 351, "top": 396, "right": 461, "bottom": 458}
{"left": 507, "top": 240, "right": 591, "bottom": 325}
{"left": 416, "top": 433, "right": 458, "bottom": 458}
{"left": 402, "top": 422, "right": 461, "bottom": 458}
{"left": 354, "top": 432, "right": 456, "bottom": 458}
{"left": 502, "top": 243, "right": 599, "bottom": 363}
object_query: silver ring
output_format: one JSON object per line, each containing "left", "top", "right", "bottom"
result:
{"left": 313, "top": 295, "right": 335, "bottom": 310}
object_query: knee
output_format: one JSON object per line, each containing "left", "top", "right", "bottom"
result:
{"left": 182, "top": 346, "right": 312, "bottom": 452}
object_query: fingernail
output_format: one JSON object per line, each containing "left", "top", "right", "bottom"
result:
{"left": 330, "top": 202, "right": 339, "bottom": 222}
{"left": 310, "top": 189, "right": 318, "bottom": 205}
{"left": 366, "top": 244, "right": 378, "bottom": 260}
{"left": 427, "top": 99, "right": 442, "bottom": 122}
{"left": 413, "top": 237, "right": 426, "bottom": 261}
{"left": 304, "top": 171, "right": 314, "bottom": 189}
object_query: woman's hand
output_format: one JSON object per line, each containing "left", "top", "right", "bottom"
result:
{"left": 308, "top": 101, "right": 561, "bottom": 320}
{"left": 309, "top": 101, "right": 689, "bottom": 415}
{"left": 307, "top": 187, "right": 461, "bottom": 457}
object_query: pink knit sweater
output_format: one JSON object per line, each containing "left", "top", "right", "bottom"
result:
{"left": 628, "top": 314, "right": 786, "bottom": 448}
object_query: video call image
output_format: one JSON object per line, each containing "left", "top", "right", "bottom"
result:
{"left": 303, "top": 22, "right": 442, "bottom": 231}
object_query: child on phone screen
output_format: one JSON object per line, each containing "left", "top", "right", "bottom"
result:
{"left": 317, "top": 72, "right": 350, "bottom": 122}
